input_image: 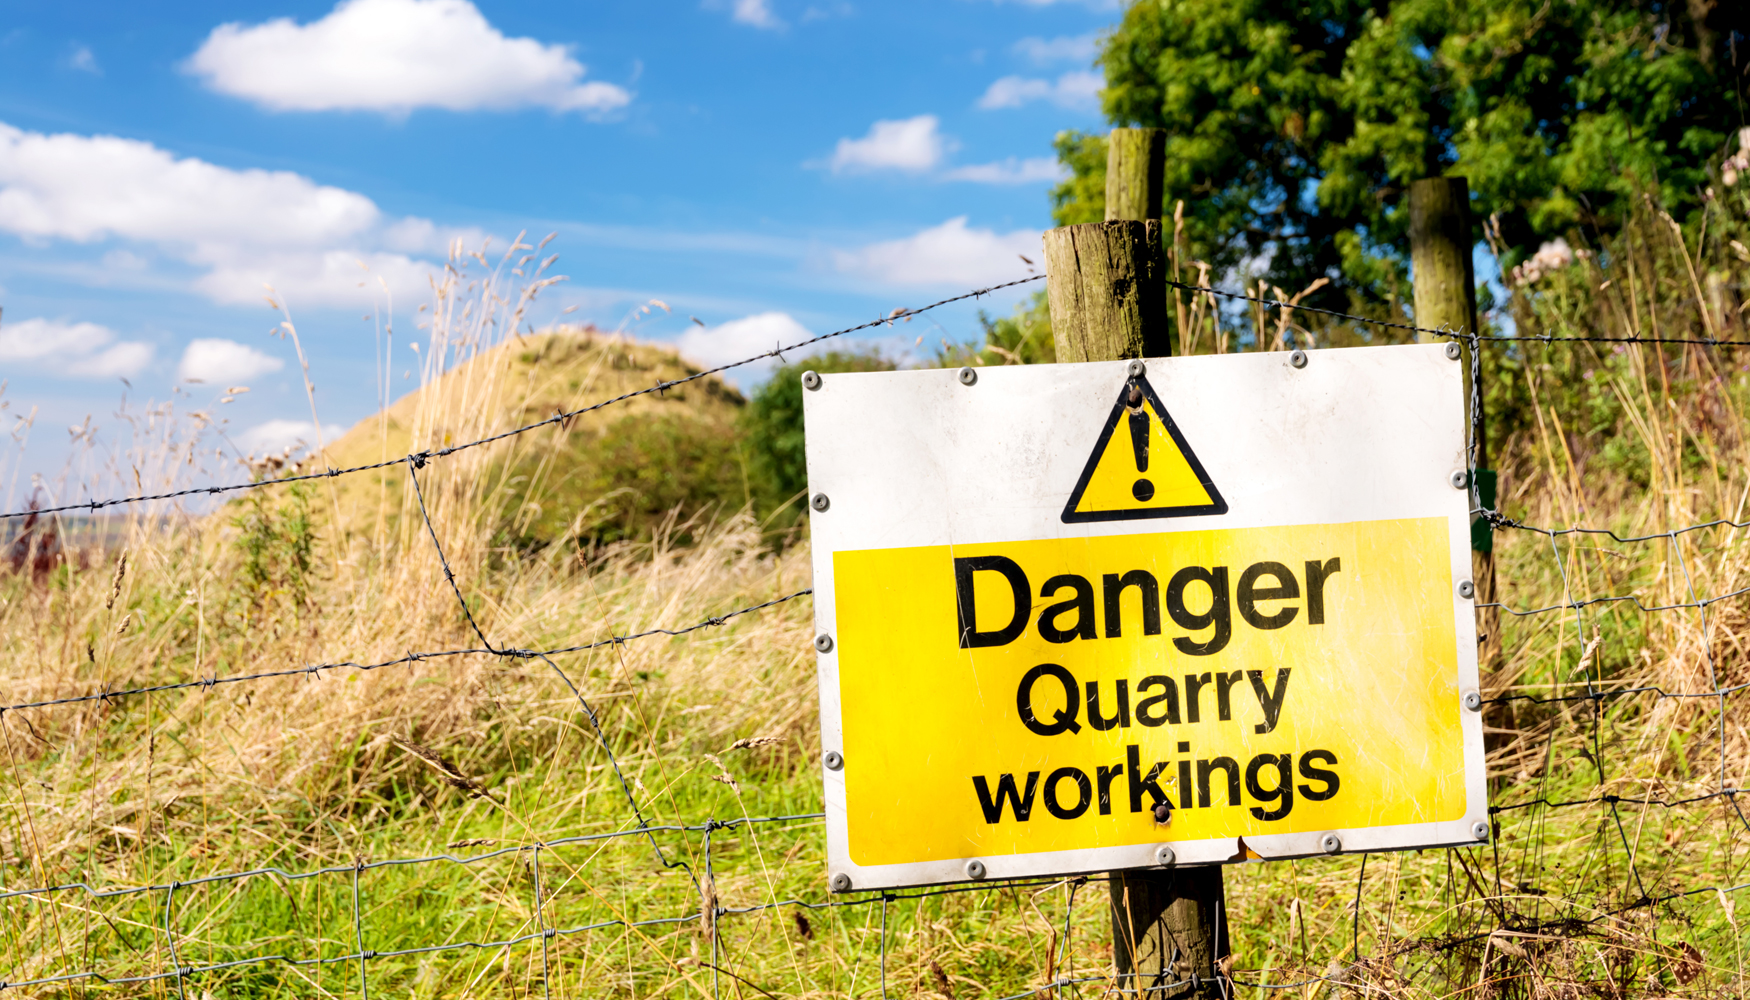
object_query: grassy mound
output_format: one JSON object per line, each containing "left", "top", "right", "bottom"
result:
{"left": 317, "top": 328, "right": 751, "bottom": 554}
{"left": 6, "top": 203, "right": 1750, "bottom": 996}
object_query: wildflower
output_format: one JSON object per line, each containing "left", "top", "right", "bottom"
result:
{"left": 1721, "top": 126, "right": 1750, "bottom": 186}
{"left": 1511, "top": 238, "right": 1575, "bottom": 286}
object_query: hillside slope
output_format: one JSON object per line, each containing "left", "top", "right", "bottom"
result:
{"left": 310, "top": 327, "right": 750, "bottom": 551}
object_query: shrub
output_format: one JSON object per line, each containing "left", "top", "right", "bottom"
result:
{"left": 740, "top": 350, "right": 895, "bottom": 529}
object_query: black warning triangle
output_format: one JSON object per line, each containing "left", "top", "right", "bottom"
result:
{"left": 1061, "top": 375, "right": 1227, "bottom": 523}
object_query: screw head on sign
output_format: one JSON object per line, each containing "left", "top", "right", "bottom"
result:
{"left": 1450, "top": 470, "right": 1469, "bottom": 490}
{"left": 958, "top": 367, "right": 978, "bottom": 386}
{"left": 1320, "top": 833, "right": 1342, "bottom": 855}
{"left": 1457, "top": 579, "right": 1476, "bottom": 600}
{"left": 823, "top": 750, "right": 844, "bottom": 771}
{"left": 1126, "top": 359, "right": 1146, "bottom": 378}
{"left": 811, "top": 493, "right": 830, "bottom": 512}
{"left": 1463, "top": 691, "right": 1484, "bottom": 712}
{"left": 964, "top": 859, "right": 987, "bottom": 880}
{"left": 1472, "top": 821, "right": 1490, "bottom": 841}
{"left": 1155, "top": 845, "right": 1176, "bottom": 867}
{"left": 814, "top": 633, "right": 834, "bottom": 653}
{"left": 802, "top": 370, "right": 822, "bottom": 391}
{"left": 1289, "top": 350, "right": 1308, "bottom": 369}
{"left": 830, "top": 872, "right": 853, "bottom": 892}
{"left": 1152, "top": 801, "right": 1172, "bottom": 824}
{"left": 1444, "top": 342, "right": 1462, "bottom": 361}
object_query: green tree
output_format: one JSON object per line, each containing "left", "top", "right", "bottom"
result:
{"left": 741, "top": 350, "right": 896, "bottom": 526}
{"left": 939, "top": 291, "right": 1056, "bottom": 367}
{"left": 1055, "top": 0, "right": 1746, "bottom": 299}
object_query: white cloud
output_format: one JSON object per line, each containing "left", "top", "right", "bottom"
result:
{"left": 0, "top": 122, "right": 378, "bottom": 248}
{"left": 834, "top": 218, "right": 1042, "bottom": 288}
{"left": 195, "top": 249, "right": 441, "bottom": 307}
{"left": 0, "top": 317, "right": 154, "bottom": 378}
{"left": 732, "top": 0, "right": 784, "bottom": 29}
{"left": 976, "top": 71, "right": 1102, "bottom": 110}
{"left": 0, "top": 120, "right": 451, "bottom": 308}
{"left": 185, "top": 0, "right": 631, "bottom": 116}
{"left": 69, "top": 343, "right": 154, "bottom": 378}
{"left": 68, "top": 45, "right": 100, "bottom": 74}
{"left": 236, "top": 418, "right": 351, "bottom": 456}
{"left": 942, "top": 157, "right": 1065, "bottom": 185}
{"left": 177, "top": 338, "right": 285, "bottom": 384}
{"left": 817, "top": 117, "right": 1061, "bottom": 186}
{"left": 674, "top": 312, "right": 813, "bottom": 387}
{"left": 826, "top": 116, "right": 949, "bottom": 174}
{"left": 1013, "top": 34, "right": 1098, "bottom": 65}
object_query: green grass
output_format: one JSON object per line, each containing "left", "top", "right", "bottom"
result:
{"left": 8, "top": 199, "right": 1750, "bottom": 997}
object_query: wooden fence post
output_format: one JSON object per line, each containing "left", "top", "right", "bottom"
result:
{"left": 1409, "top": 177, "right": 1497, "bottom": 669}
{"left": 1040, "top": 128, "right": 1227, "bottom": 1000}
{"left": 1105, "top": 128, "right": 1166, "bottom": 225}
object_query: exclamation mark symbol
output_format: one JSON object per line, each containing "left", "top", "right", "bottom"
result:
{"left": 1127, "top": 384, "right": 1154, "bottom": 502}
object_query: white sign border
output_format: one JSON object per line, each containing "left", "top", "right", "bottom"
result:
{"left": 804, "top": 345, "right": 1488, "bottom": 892}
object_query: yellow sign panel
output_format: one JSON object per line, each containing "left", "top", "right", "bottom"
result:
{"left": 833, "top": 517, "right": 1462, "bottom": 867}
{"left": 1062, "top": 375, "right": 1225, "bottom": 522}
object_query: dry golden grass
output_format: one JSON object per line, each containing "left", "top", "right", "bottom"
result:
{"left": 5, "top": 208, "right": 1750, "bottom": 997}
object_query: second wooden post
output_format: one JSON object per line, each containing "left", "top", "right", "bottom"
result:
{"left": 1041, "top": 127, "right": 1228, "bottom": 1000}
{"left": 1409, "top": 177, "right": 1496, "bottom": 671}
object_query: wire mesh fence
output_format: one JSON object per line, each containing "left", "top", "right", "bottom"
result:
{"left": 2, "top": 274, "right": 1749, "bottom": 997}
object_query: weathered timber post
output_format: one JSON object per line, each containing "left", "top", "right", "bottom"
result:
{"left": 1105, "top": 128, "right": 1166, "bottom": 225}
{"left": 1409, "top": 178, "right": 1478, "bottom": 346}
{"left": 1042, "top": 219, "right": 1169, "bottom": 361}
{"left": 1409, "top": 177, "right": 1497, "bottom": 669}
{"left": 1039, "top": 129, "right": 1227, "bottom": 1000}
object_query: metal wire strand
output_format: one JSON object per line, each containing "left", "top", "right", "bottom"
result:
{"left": 0, "top": 588, "right": 812, "bottom": 715}
{"left": 2, "top": 275, "right": 1047, "bottom": 521}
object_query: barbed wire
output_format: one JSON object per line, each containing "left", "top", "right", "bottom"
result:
{"left": 13, "top": 275, "right": 1750, "bottom": 995}
{"left": 0, "top": 813, "right": 824, "bottom": 905}
{"left": 0, "top": 588, "right": 811, "bottom": 715}
{"left": 10, "top": 274, "right": 1732, "bottom": 524}
{"left": 1477, "top": 508, "right": 1750, "bottom": 542}
{"left": 0, "top": 275, "right": 1045, "bottom": 522}
{"left": 1167, "top": 277, "right": 1750, "bottom": 348}
{"left": 1481, "top": 582, "right": 1750, "bottom": 617}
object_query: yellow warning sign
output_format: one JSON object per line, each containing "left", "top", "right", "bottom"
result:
{"left": 1061, "top": 375, "right": 1226, "bottom": 523}
{"left": 833, "top": 517, "right": 1464, "bottom": 866}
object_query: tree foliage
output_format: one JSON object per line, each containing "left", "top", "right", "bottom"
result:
{"left": 938, "top": 291, "right": 1057, "bottom": 367}
{"left": 740, "top": 350, "right": 896, "bottom": 528}
{"left": 1055, "top": 0, "right": 1747, "bottom": 299}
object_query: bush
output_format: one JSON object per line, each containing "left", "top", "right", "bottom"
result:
{"left": 938, "top": 291, "right": 1055, "bottom": 367}
{"left": 741, "top": 350, "right": 895, "bottom": 529}
{"left": 495, "top": 407, "right": 750, "bottom": 552}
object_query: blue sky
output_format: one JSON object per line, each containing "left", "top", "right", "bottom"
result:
{"left": 0, "top": 0, "right": 1112, "bottom": 499}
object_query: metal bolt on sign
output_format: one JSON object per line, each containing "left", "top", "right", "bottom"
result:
{"left": 830, "top": 873, "right": 853, "bottom": 892}
{"left": 1449, "top": 470, "right": 1469, "bottom": 489}
{"left": 811, "top": 493, "right": 830, "bottom": 512}
{"left": 1155, "top": 845, "right": 1176, "bottom": 867}
{"left": 958, "top": 367, "right": 978, "bottom": 386}
{"left": 1289, "top": 349, "right": 1308, "bottom": 369}
{"left": 823, "top": 751, "right": 844, "bottom": 771}
{"left": 964, "top": 859, "right": 987, "bottom": 880}
{"left": 814, "top": 634, "right": 834, "bottom": 653}
{"left": 1471, "top": 821, "right": 1490, "bottom": 841}
{"left": 1444, "top": 342, "right": 1461, "bottom": 360}
{"left": 1126, "top": 359, "right": 1146, "bottom": 378}
{"left": 1457, "top": 579, "right": 1475, "bottom": 599}
{"left": 1320, "top": 833, "right": 1342, "bottom": 855}
{"left": 802, "top": 370, "right": 822, "bottom": 390}
{"left": 1462, "top": 691, "right": 1483, "bottom": 712}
